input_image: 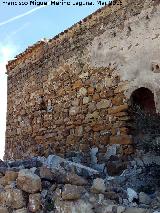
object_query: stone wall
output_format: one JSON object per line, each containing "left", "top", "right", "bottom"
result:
{"left": 5, "top": 0, "right": 160, "bottom": 160}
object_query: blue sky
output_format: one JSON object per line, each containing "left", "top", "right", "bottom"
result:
{"left": 0, "top": 0, "right": 109, "bottom": 159}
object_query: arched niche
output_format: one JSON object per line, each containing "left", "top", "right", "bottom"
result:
{"left": 130, "top": 87, "right": 156, "bottom": 113}
{"left": 128, "top": 87, "right": 160, "bottom": 151}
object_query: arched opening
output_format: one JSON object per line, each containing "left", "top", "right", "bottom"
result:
{"left": 129, "top": 87, "right": 160, "bottom": 153}
{"left": 130, "top": 87, "right": 156, "bottom": 113}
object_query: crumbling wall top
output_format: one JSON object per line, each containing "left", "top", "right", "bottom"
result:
{"left": 6, "top": 0, "right": 129, "bottom": 73}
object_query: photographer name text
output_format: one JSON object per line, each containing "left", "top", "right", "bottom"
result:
{"left": 2, "top": 0, "right": 122, "bottom": 6}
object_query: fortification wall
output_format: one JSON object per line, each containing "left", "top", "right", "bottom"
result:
{"left": 5, "top": 0, "right": 160, "bottom": 160}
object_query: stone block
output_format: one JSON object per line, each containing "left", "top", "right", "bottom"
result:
{"left": 78, "top": 87, "right": 87, "bottom": 96}
{"left": 96, "top": 99, "right": 111, "bottom": 109}
{"left": 108, "top": 104, "right": 128, "bottom": 114}
{"left": 92, "top": 124, "right": 106, "bottom": 132}
{"left": 110, "top": 135, "right": 133, "bottom": 145}
{"left": 0, "top": 207, "right": 9, "bottom": 213}
{"left": 92, "top": 93, "right": 100, "bottom": 101}
{"left": 91, "top": 178, "right": 106, "bottom": 193}
{"left": 83, "top": 96, "right": 90, "bottom": 104}
{"left": 69, "top": 106, "right": 79, "bottom": 116}
{"left": 62, "top": 184, "right": 84, "bottom": 200}
{"left": 28, "top": 193, "right": 41, "bottom": 212}
{"left": 124, "top": 208, "right": 147, "bottom": 213}
{"left": 112, "top": 96, "right": 124, "bottom": 106}
{"left": 88, "top": 87, "right": 95, "bottom": 95}
{"left": 17, "top": 169, "right": 42, "bottom": 193}
{"left": 73, "top": 80, "right": 83, "bottom": 89}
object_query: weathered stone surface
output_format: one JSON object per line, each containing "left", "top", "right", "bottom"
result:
{"left": 55, "top": 199, "right": 94, "bottom": 213}
{"left": 13, "top": 208, "right": 28, "bottom": 213}
{"left": 62, "top": 184, "right": 84, "bottom": 200}
{"left": 87, "top": 87, "right": 94, "bottom": 94}
{"left": 4, "top": 1, "right": 160, "bottom": 194}
{"left": 93, "top": 204, "right": 114, "bottom": 213}
{"left": 92, "top": 93, "right": 100, "bottom": 101}
{"left": 96, "top": 99, "right": 111, "bottom": 109}
{"left": 65, "top": 172, "right": 88, "bottom": 186}
{"left": 44, "top": 155, "right": 100, "bottom": 178}
{"left": 139, "top": 192, "right": 151, "bottom": 205}
{"left": 110, "top": 135, "right": 133, "bottom": 145}
{"left": 0, "top": 177, "right": 7, "bottom": 186}
{"left": 17, "top": 169, "right": 42, "bottom": 193}
{"left": 28, "top": 193, "right": 41, "bottom": 212}
{"left": 83, "top": 97, "right": 90, "bottom": 104}
{"left": 0, "top": 207, "right": 9, "bottom": 213}
{"left": 73, "top": 80, "right": 83, "bottom": 89}
{"left": 39, "top": 166, "right": 54, "bottom": 181}
{"left": 91, "top": 178, "right": 106, "bottom": 193}
{"left": 69, "top": 106, "right": 79, "bottom": 116}
{"left": 108, "top": 104, "right": 128, "bottom": 114}
{"left": 127, "top": 188, "right": 138, "bottom": 203}
{"left": 0, "top": 187, "right": 25, "bottom": 209}
{"left": 104, "top": 191, "right": 119, "bottom": 201}
{"left": 92, "top": 124, "right": 106, "bottom": 132}
{"left": 7, "top": 158, "right": 42, "bottom": 169}
{"left": 124, "top": 208, "right": 148, "bottom": 213}
{"left": 78, "top": 87, "right": 87, "bottom": 96}
{"left": 117, "top": 206, "right": 126, "bottom": 213}
{"left": 0, "top": 160, "right": 7, "bottom": 168}
{"left": 75, "top": 126, "right": 83, "bottom": 137}
{"left": 112, "top": 96, "right": 124, "bottom": 106}
{"left": 4, "top": 171, "right": 18, "bottom": 184}
{"left": 0, "top": 154, "right": 159, "bottom": 212}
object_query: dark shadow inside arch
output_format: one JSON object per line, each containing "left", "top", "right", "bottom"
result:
{"left": 128, "top": 87, "right": 160, "bottom": 153}
{"left": 130, "top": 87, "right": 156, "bottom": 113}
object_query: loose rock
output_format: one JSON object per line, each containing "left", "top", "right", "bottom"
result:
{"left": 62, "top": 184, "right": 84, "bottom": 200}
{"left": 17, "top": 169, "right": 42, "bottom": 193}
{"left": 28, "top": 193, "right": 41, "bottom": 212}
{"left": 91, "top": 178, "right": 106, "bottom": 194}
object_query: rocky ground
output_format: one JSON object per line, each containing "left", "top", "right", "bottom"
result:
{"left": 0, "top": 152, "right": 160, "bottom": 213}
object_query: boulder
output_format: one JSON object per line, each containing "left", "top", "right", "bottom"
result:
{"left": 69, "top": 106, "right": 79, "bottom": 116}
{"left": 8, "top": 158, "right": 42, "bottom": 168}
{"left": 0, "top": 187, "right": 25, "bottom": 209}
{"left": 17, "top": 169, "right": 41, "bottom": 193}
{"left": 62, "top": 184, "right": 84, "bottom": 201}
{"left": 44, "top": 155, "right": 99, "bottom": 178}
{"left": 55, "top": 199, "right": 94, "bottom": 213}
{"left": 28, "top": 193, "right": 41, "bottom": 212}
{"left": 96, "top": 99, "right": 111, "bottom": 109}
{"left": 91, "top": 178, "right": 106, "bottom": 194}
{"left": 13, "top": 208, "right": 28, "bottom": 213}
{"left": 39, "top": 166, "right": 54, "bottom": 181}
{"left": 127, "top": 188, "right": 138, "bottom": 203}
{"left": 117, "top": 206, "right": 126, "bottom": 213}
{"left": 104, "top": 191, "right": 119, "bottom": 202}
{"left": 124, "top": 207, "right": 148, "bottom": 213}
{"left": 0, "top": 207, "right": 9, "bottom": 213}
{"left": 4, "top": 171, "right": 18, "bottom": 184}
{"left": 139, "top": 192, "right": 151, "bottom": 205}
{"left": 65, "top": 172, "right": 88, "bottom": 186}
{"left": 78, "top": 87, "right": 87, "bottom": 96}
{"left": 0, "top": 177, "right": 7, "bottom": 186}
{"left": 0, "top": 160, "right": 7, "bottom": 168}
{"left": 0, "top": 173, "right": 4, "bottom": 178}
{"left": 92, "top": 204, "right": 124, "bottom": 213}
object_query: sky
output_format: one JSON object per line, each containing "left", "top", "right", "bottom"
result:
{"left": 0, "top": 0, "right": 110, "bottom": 160}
